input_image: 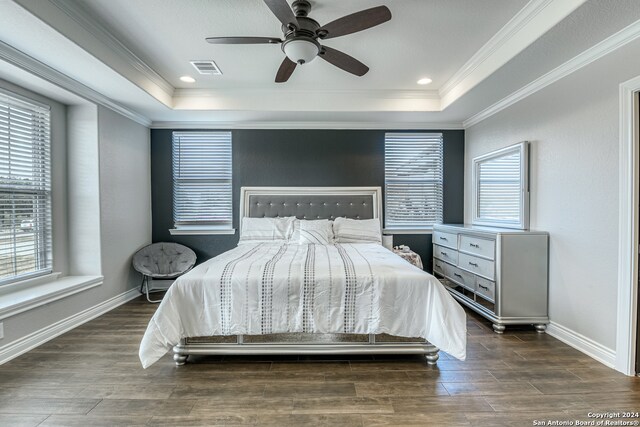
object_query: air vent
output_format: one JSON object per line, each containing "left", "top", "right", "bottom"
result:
{"left": 190, "top": 60, "right": 223, "bottom": 75}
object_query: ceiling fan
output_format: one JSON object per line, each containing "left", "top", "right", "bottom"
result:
{"left": 206, "top": 0, "right": 392, "bottom": 83}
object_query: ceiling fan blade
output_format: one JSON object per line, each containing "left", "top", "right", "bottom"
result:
{"left": 319, "top": 46, "right": 369, "bottom": 76}
{"left": 275, "top": 57, "right": 297, "bottom": 83}
{"left": 206, "top": 37, "right": 282, "bottom": 44}
{"left": 263, "top": 0, "right": 299, "bottom": 29}
{"left": 319, "top": 6, "right": 392, "bottom": 40}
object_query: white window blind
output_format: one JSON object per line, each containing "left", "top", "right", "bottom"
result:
{"left": 477, "top": 151, "right": 521, "bottom": 221}
{"left": 0, "top": 90, "right": 52, "bottom": 285}
{"left": 172, "top": 131, "right": 233, "bottom": 230}
{"left": 473, "top": 141, "right": 529, "bottom": 229}
{"left": 384, "top": 132, "right": 443, "bottom": 230}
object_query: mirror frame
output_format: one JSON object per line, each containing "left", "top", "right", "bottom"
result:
{"left": 472, "top": 141, "right": 529, "bottom": 230}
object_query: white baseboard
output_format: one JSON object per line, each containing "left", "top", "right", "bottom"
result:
{"left": 546, "top": 321, "right": 616, "bottom": 368}
{"left": 0, "top": 287, "right": 141, "bottom": 365}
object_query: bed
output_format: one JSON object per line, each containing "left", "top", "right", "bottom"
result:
{"left": 139, "top": 187, "right": 466, "bottom": 368}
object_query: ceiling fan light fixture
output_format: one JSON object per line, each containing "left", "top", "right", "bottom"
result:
{"left": 282, "top": 38, "right": 320, "bottom": 65}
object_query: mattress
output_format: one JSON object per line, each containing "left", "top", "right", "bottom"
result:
{"left": 139, "top": 242, "right": 467, "bottom": 367}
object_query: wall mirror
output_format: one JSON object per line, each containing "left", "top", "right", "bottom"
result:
{"left": 472, "top": 141, "right": 529, "bottom": 230}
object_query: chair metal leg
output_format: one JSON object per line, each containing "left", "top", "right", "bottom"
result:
{"left": 143, "top": 276, "right": 162, "bottom": 304}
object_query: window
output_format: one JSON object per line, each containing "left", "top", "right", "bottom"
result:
{"left": 171, "top": 131, "right": 233, "bottom": 234}
{"left": 0, "top": 90, "right": 52, "bottom": 285}
{"left": 384, "top": 132, "right": 443, "bottom": 231}
{"left": 472, "top": 141, "right": 529, "bottom": 229}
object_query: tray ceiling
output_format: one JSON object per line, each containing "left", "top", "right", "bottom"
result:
{"left": 0, "top": 0, "right": 638, "bottom": 127}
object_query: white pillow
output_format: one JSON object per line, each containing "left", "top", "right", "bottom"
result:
{"left": 239, "top": 217, "right": 295, "bottom": 242}
{"left": 290, "top": 219, "right": 334, "bottom": 244}
{"left": 298, "top": 219, "right": 333, "bottom": 245}
{"left": 333, "top": 217, "right": 382, "bottom": 244}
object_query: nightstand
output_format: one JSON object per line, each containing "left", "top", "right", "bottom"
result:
{"left": 393, "top": 247, "right": 423, "bottom": 269}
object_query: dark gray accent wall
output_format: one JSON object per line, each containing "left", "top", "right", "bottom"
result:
{"left": 151, "top": 129, "right": 464, "bottom": 272}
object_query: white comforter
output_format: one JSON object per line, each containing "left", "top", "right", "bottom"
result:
{"left": 139, "top": 243, "right": 466, "bottom": 367}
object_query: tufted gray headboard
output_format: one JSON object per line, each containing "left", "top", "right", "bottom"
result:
{"left": 239, "top": 187, "right": 382, "bottom": 238}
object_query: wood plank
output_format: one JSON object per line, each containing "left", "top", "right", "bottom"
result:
{"left": 405, "top": 370, "right": 497, "bottom": 383}
{"left": 355, "top": 381, "right": 449, "bottom": 397}
{"left": 489, "top": 368, "right": 581, "bottom": 382}
{"left": 530, "top": 379, "right": 638, "bottom": 395}
{"left": 264, "top": 382, "right": 357, "bottom": 398}
{"left": 484, "top": 394, "right": 593, "bottom": 412}
{"left": 271, "top": 361, "right": 351, "bottom": 373}
{"left": 390, "top": 396, "right": 495, "bottom": 414}
{"left": 39, "top": 415, "right": 151, "bottom": 427}
{"left": 0, "top": 415, "right": 48, "bottom": 427}
{"left": 87, "top": 399, "right": 197, "bottom": 417}
{"left": 0, "top": 398, "right": 101, "bottom": 415}
{"left": 362, "top": 413, "right": 470, "bottom": 426}
{"left": 170, "top": 384, "right": 266, "bottom": 399}
{"left": 442, "top": 381, "right": 541, "bottom": 396}
{"left": 189, "top": 398, "right": 294, "bottom": 416}
{"left": 291, "top": 397, "right": 394, "bottom": 414}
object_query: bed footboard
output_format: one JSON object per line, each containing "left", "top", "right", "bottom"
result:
{"left": 172, "top": 333, "right": 439, "bottom": 366}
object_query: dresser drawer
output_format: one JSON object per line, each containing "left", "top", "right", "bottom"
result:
{"left": 433, "top": 259, "right": 446, "bottom": 275}
{"left": 433, "top": 244, "right": 458, "bottom": 265}
{"left": 433, "top": 231, "right": 457, "bottom": 250}
{"left": 444, "top": 264, "right": 475, "bottom": 291}
{"left": 475, "top": 276, "right": 495, "bottom": 303}
{"left": 459, "top": 252, "right": 495, "bottom": 280}
{"left": 459, "top": 234, "right": 495, "bottom": 260}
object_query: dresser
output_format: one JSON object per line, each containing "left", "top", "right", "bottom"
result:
{"left": 432, "top": 224, "right": 549, "bottom": 333}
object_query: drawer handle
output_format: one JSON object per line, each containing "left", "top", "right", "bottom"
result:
{"left": 441, "top": 251, "right": 447, "bottom": 256}
{"left": 439, "top": 236, "right": 447, "bottom": 241}
{"left": 454, "top": 273, "right": 462, "bottom": 278}
{"left": 468, "top": 262, "right": 479, "bottom": 267}
{"left": 469, "top": 243, "right": 479, "bottom": 248}
{"left": 435, "top": 264, "right": 442, "bottom": 269}
{"left": 478, "top": 284, "right": 489, "bottom": 291}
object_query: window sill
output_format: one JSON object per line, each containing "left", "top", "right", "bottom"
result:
{"left": 383, "top": 228, "right": 434, "bottom": 235}
{"left": 0, "top": 274, "right": 103, "bottom": 320}
{"left": 170, "top": 228, "right": 236, "bottom": 236}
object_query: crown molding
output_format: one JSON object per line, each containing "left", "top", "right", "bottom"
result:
{"left": 13, "top": 0, "right": 174, "bottom": 107}
{"left": 440, "top": 0, "right": 554, "bottom": 96}
{"left": 49, "top": 0, "right": 175, "bottom": 97}
{"left": 439, "top": 0, "right": 587, "bottom": 109}
{"left": 150, "top": 121, "right": 464, "bottom": 130}
{"left": 0, "top": 39, "right": 151, "bottom": 127}
{"left": 463, "top": 18, "right": 640, "bottom": 128}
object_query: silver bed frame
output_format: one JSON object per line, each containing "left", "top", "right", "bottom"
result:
{"left": 172, "top": 186, "right": 439, "bottom": 365}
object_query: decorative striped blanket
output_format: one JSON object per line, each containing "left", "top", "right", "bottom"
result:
{"left": 139, "top": 243, "right": 466, "bottom": 368}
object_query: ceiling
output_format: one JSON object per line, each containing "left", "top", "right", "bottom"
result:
{"left": 0, "top": 0, "right": 639, "bottom": 127}
{"left": 77, "top": 0, "right": 527, "bottom": 91}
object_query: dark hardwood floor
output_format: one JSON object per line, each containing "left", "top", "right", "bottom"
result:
{"left": 0, "top": 295, "right": 638, "bottom": 426}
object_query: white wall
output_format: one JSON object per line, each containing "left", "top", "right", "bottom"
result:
{"left": 67, "top": 104, "right": 101, "bottom": 276}
{"left": 97, "top": 106, "right": 151, "bottom": 299}
{"left": 0, "top": 83, "right": 151, "bottom": 349}
{"left": 465, "top": 38, "right": 640, "bottom": 352}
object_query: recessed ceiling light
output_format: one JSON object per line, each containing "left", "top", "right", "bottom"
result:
{"left": 180, "top": 76, "right": 196, "bottom": 83}
{"left": 417, "top": 78, "right": 432, "bottom": 85}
